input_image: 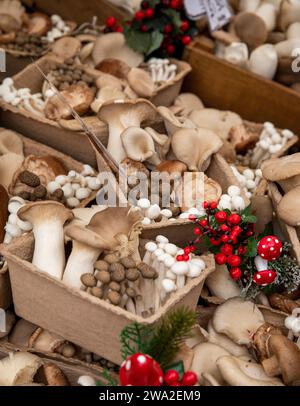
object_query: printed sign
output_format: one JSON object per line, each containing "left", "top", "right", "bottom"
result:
{"left": 184, "top": 0, "right": 232, "bottom": 30}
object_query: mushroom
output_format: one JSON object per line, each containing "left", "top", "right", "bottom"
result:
{"left": 205, "top": 264, "right": 242, "bottom": 300}
{"left": 27, "top": 12, "right": 52, "bottom": 36}
{"left": 51, "top": 36, "right": 82, "bottom": 60}
{"left": 171, "top": 128, "right": 223, "bottom": 171}
{"left": 43, "top": 363, "right": 70, "bottom": 386}
{"left": 63, "top": 207, "right": 142, "bottom": 289}
{"left": 0, "top": 352, "right": 42, "bottom": 386}
{"left": 17, "top": 202, "right": 73, "bottom": 279}
{"left": 285, "top": 308, "right": 300, "bottom": 347}
{"left": 217, "top": 355, "right": 284, "bottom": 386}
{"left": 45, "top": 82, "right": 95, "bottom": 121}
{"left": 277, "top": 186, "right": 300, "bottom": 226}
{"left": 286, "top": 22, "right": 300, "bottom": 39}
{"left": 157, "top": 106, "right": 195, "bottom": 136}
{"left": 0, "top": 310, "right": 15, "bottom": 339}
{"left": 92, "top": 33, "right": 143, "bottom": 68}
{"left": 278, "top": 0, "right": 300, "bottom": 31}
{"left": 249, "top": 44, "right": 278, "bottom": 80}
{"left": 96, "top": 58, "right": 131, "bottom": 80}
{"left": 269, "top": 293, "right": 300, "bottom": 314}
{"left": 155, "top": 160, "right": 187, "bottom": 175}
{"left": 212, "top": 297, "right": 265, "bottom": 346}
{"left": 262, "top": 334, "right": 300, "bottom": 385}
{"left": 144, "top": 127, "right": 171, "bottom": 161}
{"left": 255, "top": 3, "right": 277, "bottom": 31}
{"left": 261, "top": 153, "right": 300, "bottom": 193}
{"left": 0, "top": 184, "right": 9, "bottom": 243}
{"left": 90, "top": 86, "right": 126, "bottom": 113}
{"left": 274, "top": 38, "right": 300, "bottom": 57}
{"left": 173, "top": 93, "right": 204, "bottom": 116}
{"left": 233, "top": 12, "right": 268, "bottom": 49}
{"left": 0, "top": 0, "right": 24, "bottom": 32}
{"left": 0, "top": 128, "right": 24, "bottom": 156}
{"left": 0, "top": 153, "right": 24, "bottom": 189}
{"left": 127, "top": 68, "right": 155, "bottom": 98}
{"left": 98, "top": 99, "right": 158, "bottom": 163}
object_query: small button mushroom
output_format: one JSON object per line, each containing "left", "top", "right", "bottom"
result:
{"left": 95, "top": 270, "right": 110, "bottom": 285}
{"left": 80, "top": 273, "right": 97, "bottom": 288}
{"left": 228, "top": 186, "right": 241, "bottom": 197}
{"left": 66, "top": 197, "right": 80, "bottom": 208}
{"left": 120, "top": 257, "right": 136, "bottom": 269}
{"left": 62, "top": 183, "right": 74, "bottom": 198}
{"left": 110, "top": 264, "right": 126, "bottom": 282}
{"left": 137, "top": 262, "right": 157, "bottom": 279}
{"left": 33, "top": 185, "right": 47, "bottom": 199}
{"left": 107, "top": 291, "right": 121, "bottom": 305}
{"left": 90, "top": 286, "right": 103, "bottom": 299}
{"left": 104, "top": 253, "right": 119, "bottom": 264}
{"left": 156, "top": 235, "right": 169, "bottom": 244}
{"left": 146, "top": 204, "right": 161, "bottom": 220}
{"left": 81, "top": 164, "right": 94, "bottom": 177}
{"left": 4, "top": 223, "right": 22, "bottom": 238}
{"left": 94, "top": 260, "right": 109, "bottom": 272}
{"left": 109, "top": 281, "right": 121, "bottom": 292}
{"left": 162, "top": 278, "right": 177, "bottom": 293}
{"left": 126, "top": 268, "right": 140, "bottom": 282}
{"left": 142, "top": 217, "right": 151, "bottom": 226}
{"left": 171, "top": 262, "right": 190, "bottom": 289}
{"left": 87, "top": 177, "right": 101, "bottom": 190}
{"left": 75, "top": 187, "right": 91, "bottom": 200}
{"left": 47, "top": 181, "right": 61, "bottom": 194}
{"left": 55, "top": 175, "right": 69, "bottom": 186}
{"left": 60, "top": 343, "right": 76, "bottom": 358}
{"left": 71, "top": 183, "right": 80, "bottom": 191}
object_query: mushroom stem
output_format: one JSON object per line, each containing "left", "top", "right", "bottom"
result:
{"left": 254, "top": 256, "right": 269, "bottom": 272}
{"left": 107, "top": 123, "right": 128, "bottom": 164}
{"left": 63, "top": 241, "right": 102, "bottom": 289}
{"left": 262, "top": 355, "right": 281, "bottom": 377}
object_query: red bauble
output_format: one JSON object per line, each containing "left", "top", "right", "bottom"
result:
{"left": 215, "top": 253, "right": 227, "bottom": 265}
{"left": 215, "top": 211, "right": 227, "bottom": 223}
{"left": 145, "top": 8, "right": 155, "bottom": 18}
{"left": 190, "top": 245, "right": 196, "bottom": 252}
{"left": 228, "top": 214, "right": 241, "bottom": 225}
{"left": 210, "top": 238, "right": 221, "bottom": 246}
{"left": 253, "top": 270, "right": 277, "bottom": 286}
{"left": 135, "top": 10, "right": 145, "bottom": 20}
{"left": 181, "top": 371, "right": 198, "bottom": 386}
{"left": 120, "top": 353, "right": 164, "bottom": 386}
{"left": 184, "top": 247, "right": 191, "bottom": 254}
{"left": 183, "top": 254, "right": 190, "bottom": 262}
{"left": 170, "top": 0, "right": 183, "bottom": 10}
{"left": 180, "top": 20, "right": 189, "bottom": 31}
{"left": 230, "top": 267, "right": 242, "bottom": 280}
{"left": 106, "top": 16, "right": 116, "bottom": 28}
{"left": 232, "top": 226, "right": 242, "bottom": 235}
{"left": 202, "top": 201, "right": 209, "bottom": 209}
{"left": 188, "top": 214, "right": 196, "bottom": 221}
{"left": 257, "top": 236, "right": 283, "bottom": 261}
{"left": 219, "top": 224, "right": 230, "bottom": 232}
{"left": 227, "top": 255, "right": 241, "bottom": 267}
{"left": 163, "top": 24, "right": 173, "bottom": 34}
{"left": 221, "top": 244, "right": 233, "bottom": 255}
{"left": 114, "top": 26, "right": 123, "bottom": 32}
{"left": 164, "top": 370, "right": 179, "bottom": 385}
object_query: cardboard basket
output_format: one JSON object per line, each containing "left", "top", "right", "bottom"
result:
{"left": 2, "top": 233, "right": 215, "bottom": 365}
{"left": 0, "top": 263, "right": 11, "bottom": 309}
{"left": 0, "top": 342, "right": 118, "bottom": 385}
{"left": 183, "top": 45, "right": 300, "bottom": 137}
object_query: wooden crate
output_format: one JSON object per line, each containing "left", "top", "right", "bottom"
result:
{"left": 183, "top": 45, "right": 300, "bottom": 136}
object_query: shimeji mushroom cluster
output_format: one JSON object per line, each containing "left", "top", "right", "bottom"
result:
{"left": 146, "top": 58, "right": 178, "bottom": 84}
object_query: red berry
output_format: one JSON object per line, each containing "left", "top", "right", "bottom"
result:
{"left": 215, "top": 253, "right": 227, "bottom": 265}
{"left": 120, "top": 353, "right": 164, "bottom": 386}
{"left": 210, "top": 238, "right": 221, "bottom": 246}
{"left": 188, "top": 214, "right": 196, "bottom": 221}
{"left": 230, "top": 267, "right": 242, "bottom": 280}
{"left": 164, "top": 370, "right": 179, "bottom": 385}
{"left": 140, "top": 24, "right": 148, "bottom": 32}
{"left": 170, "top": 0, "right": 182, "bottom": 10}
{"left": 246, "top": 231, "right": 253, "bottom": 237}
{"left": 184, "top": 247, "right": 191, "bottom": 254}
{"left": 199, "top": 219, "right": 208, "bottom": 228}
{"left": 181, "top": 371, "right": 197, "bottom": 386}
{"left": 202, "top": 201, "right": 209, "bottom": 209}
{"left": 163, "top": 23, "right": 173, "bottom": 34}
{"left": 257, "top": 236, "right": 283, "bottom": 261}
{"left": 176, "top": 255, "right": 184, "bottom": 262}
{"left": 219, "top": 224, "right": 230, "bottom": 232}
{"left": 180, "top": 20, "right": 189, "bottom": 31}
{"left": 190, "top": 245, "right": 196, "bottom": 252}
{"left": 183, "top": 254, "right": 190, "bottom": 262}
{"left": 228, "top": 214, "right": 241, "bottom": 225}
{"left": 170, "top": 381, "right": 182, "bottom": 386}
{"left": 106, "top": 16, "right": 117, "bottom": 28}
{"left": 135, "top": 10, "right": 145, "bottom": 20}
{"left": 227, "top": 255, "right": 241, "bottom": 267}
{"left": 166, "top": 44, "right": 175, "bottom": 55}
{"left": 221, "top": 244, "right": 233, "bottom": 256}
{"left": 215, "top": 211, "right": 227, "bottom": 223}
{"left": 210, "top": 201, "right": 218, "bottom": 210}
{"left": 114, "top": 25, "right": 123, "bottom": 32}
{"left": 161, "top": 0, "right": 170, "bottom": 6}
{"left": 238, "top": 246, "right": 247, "bottom": 255}
{"left": 232, "top": 226, "right": 242, "bottom": 235}
{"left": 182, "top": 35, "right": 192, "bottom": 45}
{"left": 194, "top": 227, "right": 201, "bottom": 235}
{"left": 145, "top": 8, "right": 155, "bottom": 18}
{"left": 220, "top": 234, "right": 229, "bottom": 243}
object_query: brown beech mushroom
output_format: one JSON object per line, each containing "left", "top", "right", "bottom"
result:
{"left": 262, "top": 335, "right": 300, "bottom": 385}
{"left": 121, "top": 127, "right": 160, "bottom": 165}
{"left": 92, "top": 33, "right": 143, "bottom": 68}
{"left": 0, "top": 0, "right": 25, "bottom": 33}
{"left": 127, "top": 68, "right": 155, "bottom": 98}
{"left": 277, "top": 186, "right": 300, "bottom": 226}
{"left": 18, "top": 202, "right": 73, "bottom": 279}
{"left": 0, "top": 352, "right": 42, "bottom": 386}
{"left": 261, "top": 153, "right": 300, "bottom": 193}
{"left": 171, "top": 128, "right": 223, "bottom": 171}
{"left": 27, "top": 12, "right": 51, "bottom": 36}
{"left": 43, "top": 363, "right": 70, "bottom": 386}
{"left": 51, "top": 36, "right": 82, "bottom": 61}
{"left": 233, "top": 12, "right": 268, "bottom": 49}
{"left": 45, "top": 82, "right": 95, "bottom": 120}
{"left": 173, "top": 93, "right": 204, "bottom": 116}
{"left": 278, "top": 0, "right": 300, "bottom": 31}
{"left": 269, "top": 293, "right": 300, "bottom": 314}
{"left": 98, "top": 99, "right": 158, "bottom": 163}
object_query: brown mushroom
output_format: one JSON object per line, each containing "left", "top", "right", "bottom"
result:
{"left": 43, "top": 363, "right": 70, "bottom": 386}
{"left": 27, "top": 12, "right": 51, "bottom": 36}
{"left": 95, "top": 270, "right": 110, "bottom": 284}
{"left": 127, "top": 68, "right": 155, "bottom": 98}
{"left": 120, "top": 257, "right": 136, "bottom": 269}
{"left": 51, "top": 36, "right": 82, "bottom": 61}
{"left": 252, "top": 322, "right": 283, "bottom": 362}
{"left": 269, "top": 293, "right": 300, "bottom": 314}
{"left": 0, "top": 0, "right": 24, "bottom": 32}
{"left": 80, "top": 273, "right": 97, "bottom": 288}
{"left": 156, "top": 160, "right": 187, "bottom": 175}
{"left": 96, "top": 58, "right": 131, "bottom": 80}
{"left": 94, "top": 260, "right": 109, "bottom": 272}
{"left": 233, "top": 12, "right": 268, "bottom": 49}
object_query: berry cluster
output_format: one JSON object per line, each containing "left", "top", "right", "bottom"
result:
{"left": 164, "top": 369, "right": 197, "bottom": 386}
{"left": 188, "top": 201, "right": 256, "bottom": 281}
{"left": 104, "top": 16, "right": 123, "bottom": 33}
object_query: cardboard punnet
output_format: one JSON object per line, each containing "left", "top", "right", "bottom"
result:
{"left": 2, "top": 233, "right": 215, "bottom": 365}
{"left": 0, "top": 263, "right": 11, "bottom": 309}
{"left": 0, "top": 342, "right": 118, "bottom": 385}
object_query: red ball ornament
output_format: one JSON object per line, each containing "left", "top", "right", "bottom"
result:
{"left": 169, "top": 381, "right": 182, "bottom": 386}
{"left": 145, "top": 8, "right": 155, "bottom": 18}
{"left": 257, "top": 236, "right": 283, "bottom": 261}
{"left": 135, "top": 10, "right": 145, "bottom": 20}
{"left": 106, "top": 16, "right": 117, "bottom": 28}
{"left": 238, "top": 245, "right": 247, "bottom": 255}
{"left": 164, "top": 370, "right": 179, "bottom": 385}
{"left": 219, "top": 224, "right": 230, "bottom": 232}
{"left": 181, "top": 371, "right": 198, "bottom": 386}
{"left": 227, "top": 255, "right": 241, "bottom": 267}
{"left": 228, "top": 214, "right": 241, "bottom": 225}
{"left": 166, "top": 44, "right": 175, "bottom": 55}
{"left": 190, "top": 245, "right": 196, "bottom": 252}
{"left": 232, "top": 226, "right": 242, "bottom": 235}
{"left": 221, "top": 244, "right": 233, "bottom": 256}
{"left": 210, "top": 238, "right": 221, "bottom": 246}
{"left": 183, "top": 254, "right": 190, "bottom": 262}
{"left": 184, "top": 247, "right": 191, "bottom": 254}
{"left": 194, "top": 227, "right": 201, "bottom": 235}
{"left": 230, "top": 267, "right": 242, "bottom": 280}
{"left": 182, "top": 35, "right": 192, "bottom": 45}
{"left": 120, "top": 353, "right": 164, "bottom": 386}
{"left": 215, "top": 211, "right": 227, "bottom": 223}
{"left": 215, "top": 253, "right": 227, "bottom": 265}
{"left": 163, "top": 24, "right": 173, "bottom": 34}
{"left": 180, "top": 20, "right": 189, "bottom": 31}
{"left": 253, "top": 270, "right": 277, "bottom": 286}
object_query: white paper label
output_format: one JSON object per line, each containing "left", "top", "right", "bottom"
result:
{"left": 203, "top": 0, "right": 232, "bottom": 31}
{"left": 184, "top": 0, "right": 206, "bottom": 20}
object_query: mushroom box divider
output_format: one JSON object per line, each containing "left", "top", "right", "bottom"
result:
{"left": 0, "top": 342, "right": 118, "bottom": 386}
{"left": 0, "top": 55, "right": 108, "bottom": 166}
{"left": 1, "top": 234, "right": 215, "bottom": 365}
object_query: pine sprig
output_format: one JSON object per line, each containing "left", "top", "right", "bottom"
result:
{"left": 96, "top": 369, "right": 118, "bottom": 386}
{"left": 120, "top": 323, "right": 151, "bottom": 360}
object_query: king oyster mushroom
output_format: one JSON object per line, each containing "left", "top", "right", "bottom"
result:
{"left": 63, "top": 207, "right": 142, "bottom": 289}
{"left": 98, "top": 99, "right": 158, "bottom": 164}
{"left": 0, "top": 352, "right": 42, "bottom": 386}
{"left": 17, "top": 202, "right": 73, "bottom": 279}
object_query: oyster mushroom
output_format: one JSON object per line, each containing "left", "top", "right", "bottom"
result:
{"left": 96, "top": 58, "right": 131, "bottom": 80}
{"left": 45, "top": 82, "right": 95, "bottom": 121}
{"left": 27, "top": 12, "right": 51, "bottom": 36}
{"left": 157, "top": 106, "right": 195, "bottom": 136}
{"left": 0, "top": 0, "right": 24, "bottom": 32}
{"left": 51, "top": 36, "right": 82, "bottom": 60}
{"left": 92, "top": 33, "right": 143, "bottom": 68}
{"left": 0, "top": 153, "right": 24, "bottom": 188}
{"left": 127, "top": 68, "right": 155, "bottom": 98}
{"left": 206, "top": 264, "right": 241, "bottom": 300}
{"left": 0, "top": 352, "right": 42, "bottom": 386}
{"left": 212, "top": 297, "right": 265, "bottom": 346}
{"left": 0, "top": 128, "right": 24, "bottom": 156}
{"left": 90, "top": 86, "right": 126, "bottom": 113}
{"left": 171, "top": 128, "right": 223, "bottom": 171}
{"left": 277, "top": 186, "right": 300, "bottom": 226}
{"left": 217, "top": 355, "right": 284, "bottom": 386}
{"left": 173, "top": 93, "right": 204, "bottom": 116}
{"left": 17, "top": 202, "right": 73, "bottom": 279}
{"left": 144, "top": 127, "right": 171, "bottom": 161}
{"left": 98, "top": 99, "right": 158, "bottom": 164}
{"left": 63, "top": 207, "right": 142, "bottom": 289}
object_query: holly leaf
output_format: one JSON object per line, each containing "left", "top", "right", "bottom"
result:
{"left": 165, "top": 360, "right": 185, "bottom": 379}
{"left": 124, "top": 25, "right": 163, "bottom": 56}
{"left": 164, "top": 8, "right": 182, "bottom": 30}
{"left": 241, "top": 205, "right": 252, "bottom": 217}
{"left": 246, "top": 237, "right": 258, "bottom": 257}
{"left": 147, "top": 31, "right": 164, "bottom": 55}
{"left": 242, "top": 214, "right": 257, "bottom": 223}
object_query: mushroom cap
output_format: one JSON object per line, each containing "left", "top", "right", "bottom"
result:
{"left": 127, "top": 68, "right": 155, "bottom": 98}
{"left": 0, "top": 128, "right": 24, "bottom": 156}
{"left": 171, "top": 128, "right": 223, "bottom": 172}
{"left": 0, "top": 153, "right": 24, "bottom": 189}
{"left": 18, "top": 201, "right": 73, "bottom": 226}
{"left": 0, "top": 352, "right": 43, "bottom": 386}
{"left": 277, "top": 186, "right": 300, "bottom": 226}
{"left": 98, "top": 98, "right": 158, "bottom": 128}
{"left": 233, "top": 12, "right": 268, "bottom": 49}
{"left": 173, "top": 93, "right": 204, "bottom": 116}
{"left": 157, "top": 106, "right": 195, "bottom": 136}
{"left": 92, "top": 33, "right": 143, "bottom": 68}
{"left": 206, "top": 264, "right": 241, "bottom": 300}
{"left": 212, "top": 297, "right": 265, "bottom": 346}
{"left": 96, "top": 58, "right": 130, "bottom": 80}
{"left": 121, "top": 127, "right": 156, "bottom": 162}
{"left": 9, "top": 319, "right": 37, "bottom": 347}
{"left": 156, "top": 160, "right": 187, "bottom": 175}
{"left": 217, "top": 355, "right": 284, "bottom": 386}
{"left": 264, "top": 334, "right": 300, "bottom": 385}
{"left": 171, "top": 261, "right": 189, "bottom": 276}
{"left": 51, "top": 36, "right": 82, "bottom": 60}
{"left": 261, "top": 153, "right": 300, "bottom": 182}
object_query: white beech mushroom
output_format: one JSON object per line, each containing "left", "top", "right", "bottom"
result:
{"left": 18, "top": 202, "right": 73, "bottom": 279}
{"left": 249, "top": 44, "right": 278, "bottom": 79}
{"left": 278, "top": 0, "right": 300, "bottom": 32}
{"left": 121, "top": 127, "right": 160, "bottom": 165}
{"left": 98, "top": 99, "right": 158, "bottom": 163}
{"left": 0, "top": 352, "right": 42, "bottom": 386}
